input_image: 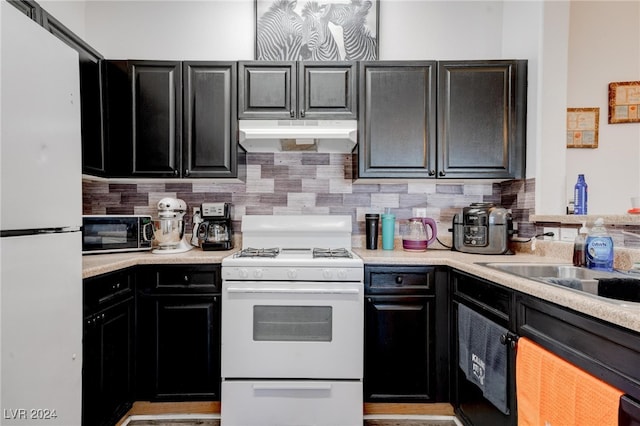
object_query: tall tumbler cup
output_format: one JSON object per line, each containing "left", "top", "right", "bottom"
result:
{"left": 365, "top": 214, "right": 380, "bottom": 250}
{"left": 381, "top": 212, "right": 396, "bottom": 250}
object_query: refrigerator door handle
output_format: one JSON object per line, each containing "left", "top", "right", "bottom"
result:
{"left": 1, "top": 226, "right": 81, "bottom": 238}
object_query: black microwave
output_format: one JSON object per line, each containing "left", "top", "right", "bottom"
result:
{"left": 82, "top": 215, "right": 154, "bottom": 254}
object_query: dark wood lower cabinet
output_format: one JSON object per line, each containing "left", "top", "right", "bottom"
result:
{"left": 450, "top": 270, "right": 516, "bottom": 426}
{"left": 81, "top": 263, "right": 640, "bottom": 426}
{"left": 137, "top": 295, "right": 221, "bottom": 400}
{"left": 365, "top": 295, "right": 434, "bottom": 401}
{"left": 136, "top": 265, "right": 222, "bottom": 401}
{"left": 83, "top": 271, "right": 134, "bottom": 426}
{"left": 364, "top": 265, "right": 448, "bottom": 403}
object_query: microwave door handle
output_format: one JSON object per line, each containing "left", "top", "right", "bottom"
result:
{"left": 225, "top": 287, "right": 360, "bottom": 295}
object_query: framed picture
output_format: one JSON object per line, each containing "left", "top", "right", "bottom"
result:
{"left": 255, "top": 0, "right": 379, "bottom": 61}
{"left": 608, "top": 81, "right": 640, "bottom": 123}
{"left": 567, "top": 108, "right": 599, "bottom": 148}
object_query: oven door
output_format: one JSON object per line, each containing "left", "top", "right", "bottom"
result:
{"left": 221, "top": 280, "right": 363, "bottom": 379}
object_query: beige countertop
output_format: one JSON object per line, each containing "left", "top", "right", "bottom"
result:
{"left": 82, "top": 248, "right": 238, "bottom": 278}
{"left": 83, "top": 246, "right": 640, "bottom": 334}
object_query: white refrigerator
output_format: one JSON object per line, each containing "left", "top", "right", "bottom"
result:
{"left": 1, "top": 2, "right": 83, "bottom": 425}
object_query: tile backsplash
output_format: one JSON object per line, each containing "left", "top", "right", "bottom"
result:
{"left": 82, "top": 152, "right": 536, "bottom": 240}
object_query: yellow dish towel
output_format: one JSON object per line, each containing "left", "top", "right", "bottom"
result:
{"left": 516, "top": 337, "right": 623, "bottom": 426}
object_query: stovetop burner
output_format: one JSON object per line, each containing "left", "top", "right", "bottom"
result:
{"left": 236, "top": 247, "right": 280, "bottom": 258}
{"left": 313, "top": 248, "right": 352, "bottom": 259}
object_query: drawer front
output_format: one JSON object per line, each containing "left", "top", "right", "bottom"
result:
{"left": 138, "top": 265, "right": 221, "bottom": 294}
{"left": 452, "top": 270, "right": 511, "bottom": 321}
{"left": 221, "top": 380, "right": 362, "bottom": 426}
{"left": 84, "top": 269, "right": 134, "bottom": 314}
{"left": 365, "top": 265, "right": 434, "bottom": 294}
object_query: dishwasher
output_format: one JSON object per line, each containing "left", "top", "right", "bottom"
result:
{"left": 451, "top": 269, "right": 518, "bottom": 426}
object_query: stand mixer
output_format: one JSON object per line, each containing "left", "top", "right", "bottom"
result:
{"left": 152, "top": 197, "right": 194, "bottom": 254}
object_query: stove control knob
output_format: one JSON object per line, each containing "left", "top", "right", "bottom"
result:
{"left": 239, "top": 268, "right": 249, "bottom": 279}
{"left": 322, "top": 269, "right": 333, "bottom": 279}
{"left": 253, "top": 268, "right": 264, "bottom": 278}
{"left": 287, "top": 269, "right": 298, "bottom": 279}
{"left": 337, "top": 269, "right": 347, "bottom": 279}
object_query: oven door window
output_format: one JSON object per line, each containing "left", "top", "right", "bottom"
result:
{"left": 253, "top": 306, "right": 332, "bottom": 342}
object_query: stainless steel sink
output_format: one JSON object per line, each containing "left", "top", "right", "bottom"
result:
{"left": 478, "top": 262, "right": 640, "bottom": 304}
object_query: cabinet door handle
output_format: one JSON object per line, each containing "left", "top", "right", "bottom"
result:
{"left": 428, "top": 170, "right": 435, "bottom": 176}
{"left": 173, "top": 169, "right": 179, "bottom": 176}
{"left": 300, "top": 109, "right": 305, "bottom": 118}
{"left": 183, "top": 275, "right": 190, "bottom": 284}
{"left": 395, "top": 276, "right": 403, "bottom": 284}
{"left": 290, "top": 109, "right": 295, "bottom": 118}
{"left": 184, "top": 169, "right": 190, "bottom": 177}
{"left": 500, "top": 332, "right": 519, "bottom": 348}
{"left": 439, "top": 170, "right": 446, "bottom": 177}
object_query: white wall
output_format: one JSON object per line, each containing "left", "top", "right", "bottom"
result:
{"left": 565, "top": 1, "right": 640, "bottom": 215}
{"left": 379, "top": 1, "right": 503, "bottom": 60}
{"left": 79, "top": 0, "right": 509, "bottom": 61}
{"left": 40, "top": 0, "right": 87, "bottom": 39}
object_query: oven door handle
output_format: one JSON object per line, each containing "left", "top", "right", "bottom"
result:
{"left": 225, "top": 287, "right": 360, "bottom": 295}
{"left": 252, "top": 383, "right": 332, "bottom": 391}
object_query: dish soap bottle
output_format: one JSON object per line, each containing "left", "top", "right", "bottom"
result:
{"left": 585, "top": 218, "right": 614, "bottom": 271}
{"left": 572, "top": 222, "right": 588, "bottom": 267}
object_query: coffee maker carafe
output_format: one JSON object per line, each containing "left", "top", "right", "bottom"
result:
{"left": 197, "top": 202, "right": 233, "bottom": 251}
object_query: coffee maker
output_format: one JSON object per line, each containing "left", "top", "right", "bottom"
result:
{"left": 196, "top": 202, "right": 233, "bottom": 251}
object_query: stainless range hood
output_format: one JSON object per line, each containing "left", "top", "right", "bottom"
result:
{"left": 238, "top": 120, "right": 357, "bottom": 153}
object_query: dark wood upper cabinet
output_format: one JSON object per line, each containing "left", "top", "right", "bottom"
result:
{"left": 182, "top": 62, "right": 238, "bottom": 178}
{"left": 358, "top": 61, "right": 438, "bottom": 179}
{"left": 238, "top": 61, "right": 357, "bottom": 120}
{"left": 297, "top": 62, "right": 357, "bottom": 119}
{"left": 358, "top": 60, "right": 526, "bottom": 180}
{"left": 130, "top": 61, "right": 183, "bottom": 177}
{"left": 238, "top": 61, "right": 296, "bottom": 119}
{"left": 438, "top": 60, "right": 527, "bottom": 179}
{"left": 104, "top": 60, "right": 239, "bottom": 178}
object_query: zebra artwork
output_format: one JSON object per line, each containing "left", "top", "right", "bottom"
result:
{"left": 300, "top": 2, "right": 340, "bottom": 60}
{"left": 256, "top": 0, "right": 378, "bottom": 61}
{"left": 328, "top": 0, "right": 378, "bottom": 61}
{"left": 256, "top": 0, "right": 305, "bottom": 60}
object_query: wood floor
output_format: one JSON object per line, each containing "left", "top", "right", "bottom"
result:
{"left": 128, "top": 420, "right": 458, "bottom": 426}
{"left": 122, "top": 402, "right": 461, "bottom": 426}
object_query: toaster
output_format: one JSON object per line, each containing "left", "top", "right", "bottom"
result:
{"left": 452, "top": 203, "right": 513, "bottom": 254}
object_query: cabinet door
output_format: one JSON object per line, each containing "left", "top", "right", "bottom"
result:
{"left": 438, "top": 60, "right": 526, "bottom": 179}
{"left": 183, "top": 62, "right": 237, "bottom": 178}
{"left": 365, "top": 295, "right": 435, "bottom": 401}
{"left": 238, "top": 61, "right": 296, "bottom": 119}
{"left": 83, "top": 299, "right": 134, "bottom": 426}
{"left": 298, "top": 61, "right": 357, "bottom": 119}
{"left": 141, "top": 295, "right": 221, "bottom": 400}
{"left": 358, "top": 61, "right": 437, "bottom": 178}
{"left": 130, "top": 61, "right": 182, "bottom": 177}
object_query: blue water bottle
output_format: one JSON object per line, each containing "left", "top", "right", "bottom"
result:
{"left": 574, "top": 174, "right": 588, "bottom": 215}
{"left": 381, "top": 208, "right": 395, "bottom": 250}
